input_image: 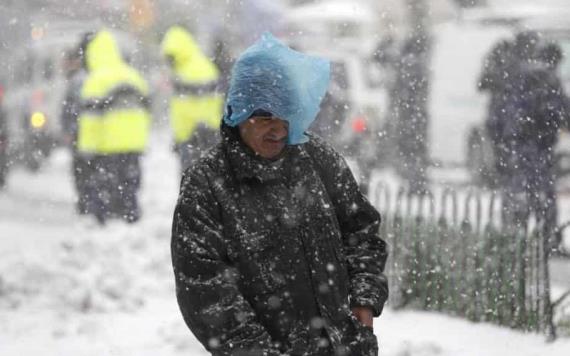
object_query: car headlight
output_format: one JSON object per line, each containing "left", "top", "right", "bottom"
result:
{"left": 30, "top": 112, "right": 47, "bottom": 128}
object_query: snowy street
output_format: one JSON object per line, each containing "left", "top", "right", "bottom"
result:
{"left": 3, "top": 1, "right": 570, "bottom": 353}
{"left": 1, "top": 129, "right": 569, "bottom": 355}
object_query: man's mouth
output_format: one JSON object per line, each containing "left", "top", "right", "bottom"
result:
{"left": 264, "top": 136, "right": 287, "bottom": 145}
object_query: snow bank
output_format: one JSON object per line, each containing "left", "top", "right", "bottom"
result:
{"left": 0, "top": 220, "right": 172, "bottom": 314}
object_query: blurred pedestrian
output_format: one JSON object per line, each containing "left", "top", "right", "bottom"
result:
{"left": 77, "top": 30, "right": 151, "bottom": 224}
{"left": 482, "top": 33, "right": 570, "bottom": 256}
{"left": 161, "top": 26, "right": 223, "bottom": 174}
{"left": 61, "top": 32, "right": 93, "bottom": 214}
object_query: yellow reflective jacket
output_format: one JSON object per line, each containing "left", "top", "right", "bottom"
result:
{"left": 161, "top": 26, "right": 222, "bottom": 143}
{"left": 77, "top": 30, "right": 151, "bottom": 154}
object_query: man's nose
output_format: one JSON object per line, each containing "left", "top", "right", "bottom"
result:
{"left": 269, "top": 121, "right": 288, "bottom": 138}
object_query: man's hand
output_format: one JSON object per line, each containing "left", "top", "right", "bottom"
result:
{"left": 351, "top": 307, "right": 374, "bottom": 328}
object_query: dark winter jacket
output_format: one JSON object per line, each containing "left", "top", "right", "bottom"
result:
{"left": 480, "top": 40, "right": 570, "bottom": 149}
{"left": 480, "top": 39, "right": 570, "bottom": 177}
{"left": 171, "top": 124, "right": 388, "bottom": 356}
{"left": 501, "top": 65, "right": 569, "bottom": 194}
{"left": 505, "top": 66, "right": 569, "bottom": 149}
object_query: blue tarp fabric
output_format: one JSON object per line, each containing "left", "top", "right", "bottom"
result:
{"left": 223, "top": 32, "right": 330, "bottom": 144}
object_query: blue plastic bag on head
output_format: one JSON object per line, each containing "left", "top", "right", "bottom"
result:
{"left": 223, "top": 32, "right": 330, "bottom": 144}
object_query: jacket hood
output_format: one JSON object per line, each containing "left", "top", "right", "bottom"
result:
{"left": 85, "top": 30, "right": 124, "bottom": 72}
{"left": 81, "top": 30, "right": 148, "bottom": 99}
{"left": 223, "top": 32, "right": 330, "bottom": 145}
{"left": 161, "top": 26, "right": 218, "bottom": 80}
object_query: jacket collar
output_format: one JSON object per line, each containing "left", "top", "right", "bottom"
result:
{"left": 221, "top": 123, "right": 293, "bottom": 183}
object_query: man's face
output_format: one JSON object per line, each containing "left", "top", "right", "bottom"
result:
{"left": 239, "top": 116, "right": 289, "bottom": 160}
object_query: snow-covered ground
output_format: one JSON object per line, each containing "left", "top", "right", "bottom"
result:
{"left": 1, "top": 128, "right": 569, "bottom": 355}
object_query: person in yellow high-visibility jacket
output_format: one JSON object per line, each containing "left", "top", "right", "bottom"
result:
{"left": 77, "top": 30, "right": 151, "bottom": 224}
{"left": 161, "top": 26, "right": 223, "bottom": 173}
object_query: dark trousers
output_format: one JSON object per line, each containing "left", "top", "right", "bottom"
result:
{"left": 502, "top": 184, "right": 558, "bottom": 252}
{"left": 72, "top": 153, "right": 93, "bottom": 214}
{"left": 89, "top": 153, "right": 142, "bottom": 224}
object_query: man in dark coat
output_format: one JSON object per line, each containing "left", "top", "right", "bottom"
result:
{"left": 171, "top": 33, "right": 388, "bottom": 356}
{"left": 497, "top": 39, "right": 569, "bottom": 255}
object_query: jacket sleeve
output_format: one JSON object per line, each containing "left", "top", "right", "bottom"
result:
{"left": 309, "top": 138, "right": 389, "bottom": 316}
{"left": 171, "top": 168, "right": 282, "bottom": 356}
